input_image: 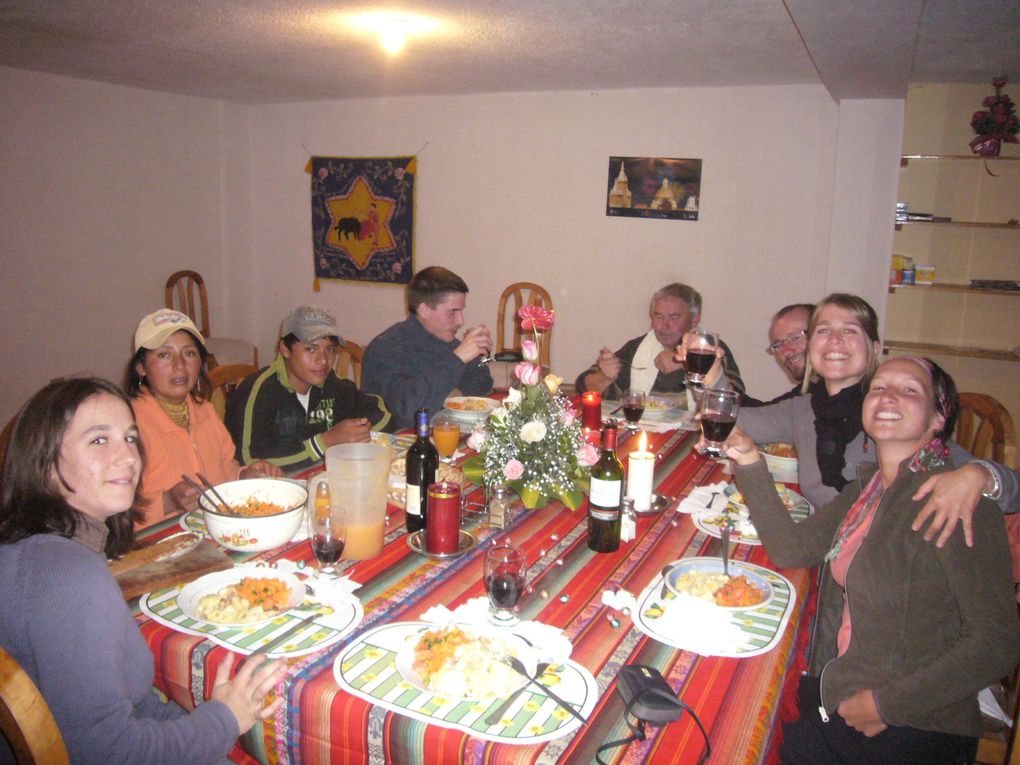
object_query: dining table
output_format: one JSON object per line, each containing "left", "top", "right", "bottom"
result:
{"left": 131, "top": 425, "right": 816, "bottom": 765}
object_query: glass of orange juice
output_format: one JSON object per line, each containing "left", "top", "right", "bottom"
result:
{"left": 432, "top": 414, "right": 461, "bottom": 463}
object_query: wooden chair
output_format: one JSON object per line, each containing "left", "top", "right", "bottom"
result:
{"left": 494, "top": 282, "right": 554, "bottom": 368}
{"left": 956, "top": 392, "right": 1018, "bottom": 470}
{"left": 0, "top": 646, "right": 70, "bottom": 765}
{"left": 334, "top": 341, "right": 365, "bottom": 388}
{"left": 164, "top": 270, "right": 258, "bottom": 368}
{"left": 207, "top": 363, "right": 257, "bottom": 421}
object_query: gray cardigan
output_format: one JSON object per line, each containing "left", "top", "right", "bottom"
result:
{"left": 737, "top": 392, "right": 1019, "bottom": 513}
{"left": 734, "top": 457, "right": 1020, "bottom": 737}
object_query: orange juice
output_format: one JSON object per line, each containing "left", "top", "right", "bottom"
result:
{"left": 342, "top": 520, "right": 386, "bottom": 560}
{"left": 433, "top": 422, "right": 461, "bottom": 458}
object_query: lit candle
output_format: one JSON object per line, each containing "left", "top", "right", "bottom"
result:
{"left": 627, "top": 431, "right": 655, "bottom": 512}
{"left": 581, "top": 391, "right": 602, "bottom": 430}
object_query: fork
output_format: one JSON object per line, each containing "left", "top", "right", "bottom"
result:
{"left": 485, "top": 661, "right": 551, "bottom": 725}
{"left": 501, "top": 656, "right": 587, "bottom": 725}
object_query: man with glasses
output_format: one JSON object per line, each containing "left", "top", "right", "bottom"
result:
{"left": 227, "top": 306, "right": 393, "bottom": 471}
{"left": 742, "top": 303, "right": 814, "bottom": 407}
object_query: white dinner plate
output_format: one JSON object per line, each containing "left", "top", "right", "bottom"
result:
{"left": 177, "top": 569, "right": 303, "bottom": 627}
{"left": 394, "top": 625, "right": 536, "bottom": 702}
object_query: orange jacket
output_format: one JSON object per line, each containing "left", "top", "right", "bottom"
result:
{"left": 131, "top": 391, "right": 242, "bottom": 528}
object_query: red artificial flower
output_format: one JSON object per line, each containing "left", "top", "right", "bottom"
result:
{"left": 993, "top": 76, "right": 1008, "bottom": 89}
{"left": 518, "top": 304, "right": 555, "bottom": 331}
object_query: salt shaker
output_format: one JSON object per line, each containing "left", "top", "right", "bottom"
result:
{"left": 488, "top": 485, "right": 512, "bottom": 530}
{"left": 620, "top": 496, "right": 637, "bottom": 542}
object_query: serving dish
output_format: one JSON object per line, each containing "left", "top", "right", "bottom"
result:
{"left": 197, "top": 478, "right": 307, "bottom": 552}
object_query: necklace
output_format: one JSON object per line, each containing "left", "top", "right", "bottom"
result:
{"left": 158, "top": 398, "right": 189, "bottom": 428}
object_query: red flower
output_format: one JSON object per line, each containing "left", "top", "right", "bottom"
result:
{"left": 993, "top": 77, "right": 1008, "bottom": 89}
{"left": 518, "top": 305, "right": 555, "bottom": 331}
{"left": 984, "top": 96, "right": 998, "bottom": 107}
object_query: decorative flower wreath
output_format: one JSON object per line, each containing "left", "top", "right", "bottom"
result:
{"left": 463, "top": 306, "right": 595, "bottom": 509}
{"left": 970, "top": 77, "right": 1019, "bottom": 155}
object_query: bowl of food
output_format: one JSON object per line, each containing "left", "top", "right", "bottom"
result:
{"left": 758, "top": 443, "right": 798, "bottom": 484}
{"left": 198, "top": 478, "right": 308, "bottom": 552}
{"left": 664, "top": 558, "right": 773, "bottom": 611}
{"left": 443, "top": 396, "right": 499, "bottom": 425}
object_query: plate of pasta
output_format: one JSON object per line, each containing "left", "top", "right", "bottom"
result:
{"left": 663, "top": 558, "right": 774, "bottom": 611}
{"left": 177, "top": 569, "right": 303, "bottom": 627}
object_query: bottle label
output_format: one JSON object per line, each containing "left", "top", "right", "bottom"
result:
{"left": 406, "top": 484, "right": 422, "bottom": 516}
{"left": 590, "top": 508, "right": 620, "bottom": 522}
{"left": 589, "top": 477, "right": 622, "bottom": 507}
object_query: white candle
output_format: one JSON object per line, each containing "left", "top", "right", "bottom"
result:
{"left": 627, "top": 450, "right": 655, "bottom": 512}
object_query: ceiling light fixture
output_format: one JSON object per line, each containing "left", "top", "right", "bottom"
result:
{"left": 348, "top": 12, "right": 439, "bottom": 55}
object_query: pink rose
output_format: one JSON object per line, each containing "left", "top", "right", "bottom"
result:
{"left": 521, "top": 338, "right": 539, "bottom": 362}
{"left": 576, "top": 443, "right": 599, "bottom": 467}
{"left": 466, "top": 429, "right": 486, "bottom": 451}
{"left": 518, "top": 305, "right": 555, "bottom": 331}
{"left": 503, "top": 459, "right": 525, "bottom": 480}
{"left": 515, "top": 362, "right": 541, "bottom": 386}
{"left": 561, "top": 409, "right": 576, "bottom": 426}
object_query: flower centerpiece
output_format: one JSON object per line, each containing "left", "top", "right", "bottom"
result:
{"left": 462, "top": 306, "right": 597, "bottom": 509}
{"left": 970, "top": 77, "right": 1019, "bottom": 156}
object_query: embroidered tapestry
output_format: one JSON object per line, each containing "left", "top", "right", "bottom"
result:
{"left": 310, "top": 156, "right": 416, "bottom": 286}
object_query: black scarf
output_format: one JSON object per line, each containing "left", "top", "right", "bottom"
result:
{"left": 811, "top": 381, "right": 865, "bottom": 492}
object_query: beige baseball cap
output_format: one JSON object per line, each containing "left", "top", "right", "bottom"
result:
{"left": 280, "top": 306, "right": 345, "bottom": 345}
{"left": 134, "top": 309, "right": 205, "bottom": 352}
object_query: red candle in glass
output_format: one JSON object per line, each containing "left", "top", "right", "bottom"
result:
{"left": 426, "top": 481, "right": 461, "bottom": 554}
{"left": 581, "top": 391, "right": 602, "bottom": 430}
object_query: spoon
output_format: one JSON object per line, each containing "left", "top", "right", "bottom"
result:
{"left": 484, "top": 661, "right": 551, "bottom": 725}
{"left": 720, "top": 524, "right": 731, "bottom": 577}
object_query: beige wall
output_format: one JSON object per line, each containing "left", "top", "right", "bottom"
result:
{"left": 2, "top": 66, "right": 903, "bottom": 423}
{"left": 890, "top": 83, "right": 1020, "bottom": 423}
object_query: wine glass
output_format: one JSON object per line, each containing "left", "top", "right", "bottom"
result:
{"left": 484, "top": 542, "right": 527, "bottom": 625}
{"left": 685, "top": 328, "right": 719, "bottom": 386}
{"left": 621, "top": 389, "right": 645, "bottom": 431}
{"left": 432, "top": 413, "right": 461, "bottom": 464}
{"left": 308, "top": 489, "right": 346, "bottom": 579}
{"left": 699, "top": 388, "right": 741, "bottom": 458}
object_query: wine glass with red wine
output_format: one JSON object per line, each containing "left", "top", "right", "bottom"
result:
{"left": 699, "top": 388, "right": 741, "bottom": 458}
{"left": 484, "top": 542, "right": 527, "bottom": 625}
{"left": 621, "top": 389, "right": 646, "bottom": 431}
{"left": 308, "top": 494, "right": 346, "bottom": 579}
{"left": 685, "top": 328, "right": 719, "bottom": 386}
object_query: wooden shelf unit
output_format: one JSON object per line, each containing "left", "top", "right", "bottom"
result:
{"left": 888, "top": 283, "right": 1020, "bottom": 297}
{"left": 883, "top": 340, "right": 1020, "bottom": 363}
{"left": 895, "top": 220, "right": 1019, "bottom": 230}
{"left": 900, "top": 154, "right": 1020, "bottom": 164}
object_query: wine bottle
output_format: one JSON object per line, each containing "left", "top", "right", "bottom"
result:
{"left": 405, "top": 408, "right": 438, "bottom": 534}
{"left": 587, "top": 421, "right": 623, "bottom": 552}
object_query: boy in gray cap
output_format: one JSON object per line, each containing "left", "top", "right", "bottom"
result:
{"left": 226, "top": 306, "right": 393, "bottom": 471}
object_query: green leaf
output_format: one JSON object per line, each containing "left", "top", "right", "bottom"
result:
{"left": 558, "top": 485, "right": 585, "bottom": 510}
{"left": 520, "top": 484, "right": 549, "bottom": 509}
{"left": 462, "top": 456, "right": 485, "bottom": 484}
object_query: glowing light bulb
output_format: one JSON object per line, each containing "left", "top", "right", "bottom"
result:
{"left": 381, "top": 28, "right": 405, "bottom": 54}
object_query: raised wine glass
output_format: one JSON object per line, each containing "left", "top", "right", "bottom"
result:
{"left": 621, "top": 389, "right": 645, "bottom": 431}
{"left": 484, "top": 542, "right": 527, "bottom": 625}
{"left": 699, "top": 388, "right": 741, "bottom": 458}
{"left": 308, "top": 485, "right": 346, "bottom": 579}
{"left": 685, "top": 328, "right": 719, "bottom": 386}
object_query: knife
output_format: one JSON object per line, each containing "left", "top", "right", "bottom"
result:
{"left": 245, "top": 612, "right": 319, "bottom": 660}
{"left": 485, "top": 662, "right": 551, "bottom": 725}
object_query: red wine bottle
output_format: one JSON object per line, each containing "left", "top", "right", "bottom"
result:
{"left": 405, "top": 408, "right": 438, "bottom": 534}
{"left": 587, "top": 421, "right": 623, "bottom": 552}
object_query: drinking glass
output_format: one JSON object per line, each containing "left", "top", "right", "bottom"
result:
{"left": 484, "top": 542, "right": 527, "bottom": 625}
{"left": 308, "top": 492, "right": 346, "bottom": 578}
{"left": 685, "top": 328, "right": 719, "bottom": 385}
{"left": 432, "top": 413, "right": 461, "bottom": 463}
{"left": 699, "top": 389, "right": 741, "bottom": 458}
{"left": 621, "top": 389, "right": 645, "bottom": 431}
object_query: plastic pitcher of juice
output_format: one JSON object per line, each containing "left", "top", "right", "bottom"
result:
{"left": 307, "top": 442, "right": 390, "bottom": 560}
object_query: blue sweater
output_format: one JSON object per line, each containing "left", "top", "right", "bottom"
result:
{"left": 0, "top": 525, "right": 238, "bottom": 765}
{"left": 362, "top": 315, "right": 493, "bottom": 429}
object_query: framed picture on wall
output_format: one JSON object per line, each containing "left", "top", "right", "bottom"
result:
{"left": 606, "top": 156, "right": 702, "bottom": 220}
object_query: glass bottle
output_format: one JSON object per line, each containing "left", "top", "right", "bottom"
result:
{"left": 487, "top": 485, "right": 512, "bottom": 530}
{"left": 620, "top": 496, "right": 637, "bottom": 542}
{"left": 587, "top": 420, "right": 623, "bottom": 552}
{"left": 405, "top": 408, "right": 438, "bottom": 534}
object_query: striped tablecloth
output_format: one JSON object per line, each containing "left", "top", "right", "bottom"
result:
{"left": 134, "top": 428, "right": 815, "bottom": 764}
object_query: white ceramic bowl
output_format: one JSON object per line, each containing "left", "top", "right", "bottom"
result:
{"left": 198, "top": 478, "right": 307, "bottom": 552}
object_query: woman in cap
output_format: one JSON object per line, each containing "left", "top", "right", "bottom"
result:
{"left": 125, "top": 309, "right": 280, "bottom": 528}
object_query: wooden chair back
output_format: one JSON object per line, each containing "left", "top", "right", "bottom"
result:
{"left": 334, "top": 341, "right": 365, "bottom": 388}
{"left": 0, "top": 646, "right": 70, "bottom": 765}
{"left": 495, "top": 282, "right": 554, "bottom": 368}
{"left": 164, "top": 270, "right": 211, "bottom": 338}
{"left": 207, "top": 363, "right": 257, "bottom": 420}
{"left": 956, "top": 392, "right": 1018, "bottom": 470}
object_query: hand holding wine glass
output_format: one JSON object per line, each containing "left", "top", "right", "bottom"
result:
{"left": 455, "top": 325, "right": 494, "bottom": 364}
{"left": 698, "top": 388, "right": 741, "bottom": 458}
{"left": 484, "top": 542, "right": 527, "bottom": 625}
{"left": 684, "top": 328, "right": 720, "bottom": 385}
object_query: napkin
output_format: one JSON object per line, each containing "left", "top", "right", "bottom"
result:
{"left": 653, "top": 593, "right": 745, "bottom": 655}
{"left": 602, "top": 589, "right": 638, "bottom": 614}
{"left": 677, "top": 482, "right": 729, "bottom": 516}
{"left": 420, "top": 597, "right": 573, "bottom": 661}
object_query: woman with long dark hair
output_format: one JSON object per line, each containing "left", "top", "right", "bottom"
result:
{"left": 0, "top": 377, "right": 286, "bottom": 764}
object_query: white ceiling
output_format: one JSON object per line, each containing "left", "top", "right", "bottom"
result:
{"left": 0, "top": 0, "right": 1017, "bottom": 104}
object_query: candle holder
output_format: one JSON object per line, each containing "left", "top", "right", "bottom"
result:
{"left": 581, "top": 391, "right": 602, "bottom": 430}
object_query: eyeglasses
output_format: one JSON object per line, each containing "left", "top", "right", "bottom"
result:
{"left": 766, "top": 329, "right": 807, "bottom": 355}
